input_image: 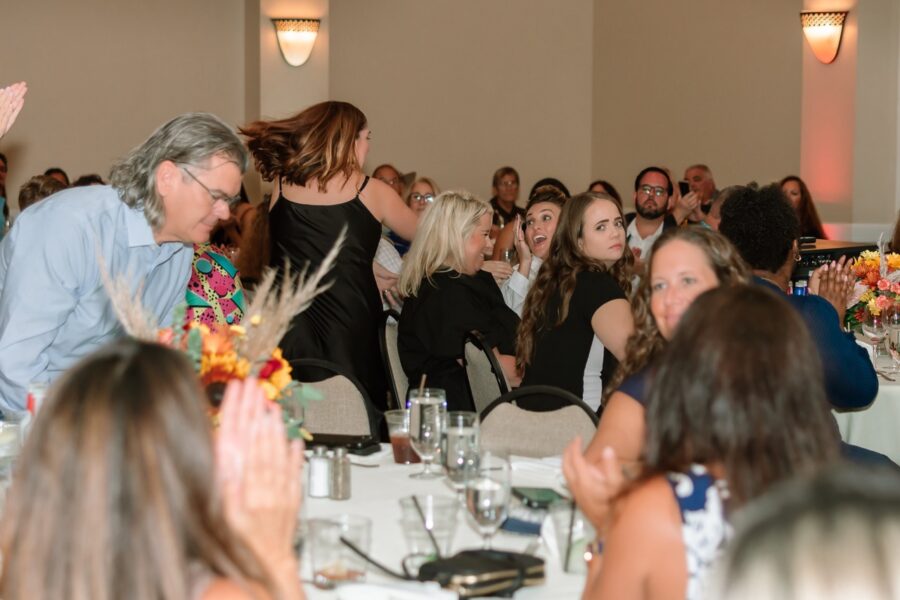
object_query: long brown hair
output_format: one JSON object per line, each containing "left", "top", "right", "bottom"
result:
{"left": 604, "top": 226, "right": 750, "bottom": 400}
{"left": 516, "top": 192, "right": 633, "bottom": 371}
{"left": 780, "top": 175, "right": 826, "bottom": 239}
{"left": 0, "top": 340, "right": 275, "bottom": 600}
{"left": 642, "top": 285, "right": 839, "bottom": 507}
{"left": 240, "top": 101, "right": 367, "bottom": 190}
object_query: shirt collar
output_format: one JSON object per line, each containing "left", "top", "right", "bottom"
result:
{"left": 124, "top": 205, "right": 157, "bottom": 248}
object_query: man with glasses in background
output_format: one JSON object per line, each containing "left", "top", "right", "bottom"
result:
{"left": 0, "top": 112, "right": 247, "bottom": 411}
{"left": 625, "top": 166, "right": 697, "bottom": 264}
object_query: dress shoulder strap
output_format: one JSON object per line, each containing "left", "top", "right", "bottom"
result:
{"left": 356, "top": 175, "right": 370, "bottom": 196}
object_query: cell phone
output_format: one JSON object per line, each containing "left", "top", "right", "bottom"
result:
{"left": 678, "top": 180, "right": 691, "bottom": 196}
{"left": 512, "top": 486, "right": 565, "bottom": 509}
{"left": 309, "top": 434, "right": 381, "bottom": 456}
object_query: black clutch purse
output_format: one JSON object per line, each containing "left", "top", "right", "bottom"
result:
{"left": 416, "top": 549, "right": 545, "bottom": 598}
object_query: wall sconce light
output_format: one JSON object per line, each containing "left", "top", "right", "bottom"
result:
{"left": 272, "top": 18, "right": 320, "bottom": 67}
{"left": 800, "top": 11, "right": 848, "bottom": 64}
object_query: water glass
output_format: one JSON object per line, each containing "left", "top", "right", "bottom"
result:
{"left": 309, "top": 515, "right": 371, "bottom": 589}
{"left": 441, "top": 411, "right": 480, "bottom": 493}
{"left": 549, "top": 500, "right": 596, "bottom": 574}
{"left": 464, "top": 452, "right": 511, "bottom": 549}
{"left": 500, "top": 248, "right": 517, "bottom": 266}
{"left": 385, "top": 409, "right": 421, "bottom": 464}
{"left": 408, "top": 389, "right": 447, "bottom": 479}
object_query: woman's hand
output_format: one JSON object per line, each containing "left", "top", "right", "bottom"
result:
{"left": 217, "top": 378, "right": 304, "bottom": 579}
{"left": 809, "top": 257, "right": 853, "bottom": 324}
{"left": 0, "top": 82, "right": 26, "bottom": 140}
{"left": 562, "top": 437, "right": 625, "bottom": 531}
{"left": 513, "top": 215, "right": 532, "bottom": 277}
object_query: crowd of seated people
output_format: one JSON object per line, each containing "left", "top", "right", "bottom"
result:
{"left": 1, "top": 82, "right": 899, "bottom": 600}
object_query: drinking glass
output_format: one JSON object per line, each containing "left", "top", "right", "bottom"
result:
{"left": 464, "top": 452, "right": 511, "bottom": 549}
{"left": 500, "top": 248, "right": 517, "bottom": 266}
{"left": 441, "top": 411, "right": 480, "bottom": 495}
{"left": 408, "top": 388, "right": 447, "bottom": 479}
{"left": 862, "top": 308, "right": 888, "bottom": 360}
{"left": 385, "top": 409, "right": 421, "bottom": 464}
{"left": 309, "top": 515, "right": 371, "bottom": 589}
{"left": 399, "top": 495, "right": 459, "bottom": 558}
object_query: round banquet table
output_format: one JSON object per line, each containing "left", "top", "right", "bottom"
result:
{"left": 834, "top": 374, "right": 900, "bottom": 465}
{"left": 302, "top": 445, "right": 585, "bottom": 599}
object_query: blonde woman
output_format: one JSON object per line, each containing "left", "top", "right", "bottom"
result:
{"left": 398, "top": 190, "right": 520, "bottom": 410}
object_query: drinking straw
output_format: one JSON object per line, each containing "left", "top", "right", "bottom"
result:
{"left": 412, "top": 495, "right": 442, "bottom": 558}
{"left": 418, "top": 374, "right": 427, "bottom": 395}
{"left": 563, "top": 499, "right": 577, "bottom": 571}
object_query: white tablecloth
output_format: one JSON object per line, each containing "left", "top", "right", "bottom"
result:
{"left": 835, "top": 376, "right": 900, "bottom": 464}
{"left": 302, "top": 445, "right": 585, "bottom": 599}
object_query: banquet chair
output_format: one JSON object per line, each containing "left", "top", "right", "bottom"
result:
{"left": 378, "top": 309, "right": 406, "bottom": 410}
{"left": 463, "top": 330, "right": 510, "bottom": 414}
{"left": 288, "top": 358, "right": 381, "bottom": 437}
{"left": 479, "top": 386, "right": 598, "bottom": 458}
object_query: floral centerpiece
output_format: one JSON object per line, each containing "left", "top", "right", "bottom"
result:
{"left": 845, "top": 249, "right": 900, "bottom": 329}
{"left": 100, "top": 232, "right": 344, "bottom": 439}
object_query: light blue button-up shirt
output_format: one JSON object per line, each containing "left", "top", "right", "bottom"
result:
{"left": 0, "top": 185, "right": 193, "bottom": 410}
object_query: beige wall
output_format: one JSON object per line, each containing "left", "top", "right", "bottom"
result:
{"left": 328, "top": 0, "right": 595, "bottom": 202}
{"left": 0, "top": 0, "right": 245, "bottom": 214}
{"left": 593, "top": 0, "right": 803, "bottom": 207}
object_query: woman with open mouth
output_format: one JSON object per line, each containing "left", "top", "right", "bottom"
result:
{"left": 499, "top": 185, "right": 567, "bottom": 316}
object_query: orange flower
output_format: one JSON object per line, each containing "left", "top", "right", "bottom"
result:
{"left": 202, "top": 327, "right": 234, "bottom": 355}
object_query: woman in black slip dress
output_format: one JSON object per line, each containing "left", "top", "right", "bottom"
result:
{"left": 241, "top": 102, "right": 418, "bottom": 412}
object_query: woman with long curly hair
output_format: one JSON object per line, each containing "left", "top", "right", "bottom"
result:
{"left": 241, "top": 102, "right": 417, "bottom": 410}
{"left": 516, "top": 192, "right": 634, "bottom": 411}
{"left": 587, "top": 226, "right": 749, "bottom": 464}
{"left": 780, "top": 175, "right": 827, "bottom": 239}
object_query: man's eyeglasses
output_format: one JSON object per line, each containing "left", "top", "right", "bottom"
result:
{"left": 410, "top": 192, "right": 435, "bottom": 204}
{"left": 639, "top": 185, "right": 668, "bottom": 198}
{"left": 498, "top": 180, "right": 518, "bottom": 189}
{"left": 180, "top": 166, "right": 242, "bottom": 209}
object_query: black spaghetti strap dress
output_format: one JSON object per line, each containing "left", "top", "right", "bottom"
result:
{"left": 269, "top": 176, "right": 388, "bottom": 410}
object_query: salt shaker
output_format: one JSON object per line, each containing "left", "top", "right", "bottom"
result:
{"left": 330, "top": 447, "right": 351, "bottom": 500}
{"left": 308, "top": 446, "right": 332, "bottom": 498}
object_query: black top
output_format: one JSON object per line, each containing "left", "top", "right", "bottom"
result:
{"left": 268, "top": 176, "right": 388, "bottom": 410}
{"left": 491, "top": 197, "right": 525, "bottom": 228}
{"left": 520, "top": 270, "right": 626, "bottom": 402}
{"left": 398, "top": 269, "right": 519, "bottom": 411}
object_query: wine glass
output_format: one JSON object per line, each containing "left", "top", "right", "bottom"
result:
{"left": 441, "top": 411, "right": 480, "bottom": 496}
{"left": 464, "top": 452, "right": 511, "bottom": 549}
{"left": 862, "top": 307, "right": 888, "bottom": 356}
{"left": 408, "top": 388, "right": 447, "bottom": 479}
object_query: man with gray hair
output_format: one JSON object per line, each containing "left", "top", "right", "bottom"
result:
{"left": 0, "top": 113, "right": 248, "bottom": 410}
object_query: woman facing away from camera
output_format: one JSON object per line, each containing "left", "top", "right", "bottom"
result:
{"left": 516, "top": 192, "right": 634, "bottom": 411}
{"left": 0, "top": 338, "right": 304, "bottom": 600}
{"left": 241, "top": 102, "right": 417, "bottom": 410}
{"left": 564, "top": 285, "right": 840, "bottom": 600}
{"left": 397, "top": 190, "right": 520, "bottom": 411}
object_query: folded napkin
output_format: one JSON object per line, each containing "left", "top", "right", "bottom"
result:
{"left": 349, "top": 444, "right": 393, "bottom": 466}
{"left": 336, "top": 581, "right": 456, "bottom": 600}
{"left": 510, "top": 455, "right": 562, "bottom": 475}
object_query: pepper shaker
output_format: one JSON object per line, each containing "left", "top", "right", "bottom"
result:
{"left": 330, "top": 447, "right": 351, "bottom": 500}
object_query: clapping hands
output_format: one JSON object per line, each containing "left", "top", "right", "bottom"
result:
{"left": 561, "top": 437, "right": 625, "bottom": 531}
{"left": 809, "top": 256, "right": 854, "bottom": 324}
{"left": 0, "top": 82, "right": 27, "bottom": 140}
{"left": 216, "top": 378, "right": 304, "bottom": 590}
